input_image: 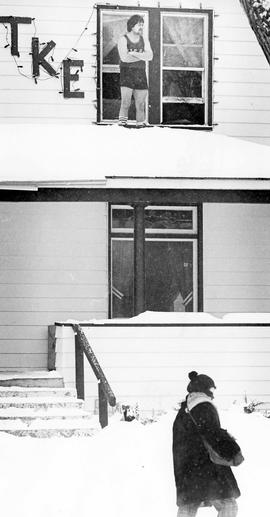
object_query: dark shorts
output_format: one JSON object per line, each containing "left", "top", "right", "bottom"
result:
{"left": 120, "top": 67, "right": 148, "bottom": 90}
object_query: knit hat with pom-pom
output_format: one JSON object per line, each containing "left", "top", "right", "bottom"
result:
{"left": 187, "top": 370, "right": 216, "bottom": 395}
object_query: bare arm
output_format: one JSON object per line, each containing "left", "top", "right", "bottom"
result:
{"left": 129, "top": 38, "right": 153, "bottom": 62}
{"left": 117, "top": 36, "right": 141, "bottom": 63}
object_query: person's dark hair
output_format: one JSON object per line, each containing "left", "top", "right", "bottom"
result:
{"left": 127, "top": 15, "right": 144, "bottom": 32}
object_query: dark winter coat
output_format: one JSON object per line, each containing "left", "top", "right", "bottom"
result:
{"left": 172, "top": 395, "right": 241, "bottom": 506}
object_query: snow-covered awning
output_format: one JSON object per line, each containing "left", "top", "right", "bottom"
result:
{"left": 2, "top": 124, "right": 270, "bottom": 189}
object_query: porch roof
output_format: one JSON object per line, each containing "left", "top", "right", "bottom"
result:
{"left": 1, "top": 124, "right": 270, "bottom": 189}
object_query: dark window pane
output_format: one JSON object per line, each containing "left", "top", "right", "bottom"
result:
{"left": 163, "top": 45, "right": 203, "bottom": 68}
{"left": 162, "top": 103, "right": 205, "bottom": 125}
{"left": 163, "top": 70, "right": 202, "bottom": 98}
{"left": 145, "top": 241, "right": 194, "bottom": 312}
{"left": 112, "top": 240, "right": 134, "bottom": 318}
{"left": 163, "top": 16, "right": 204, "bottom": 46}
{"left": 112, "top": 208, "right": 134, "bottom": 230}
{"left": 102, "top": 73, "right": 136, "bottom": 120}
{"left": 145, "top": 209, "right": 193, "bottom": 231}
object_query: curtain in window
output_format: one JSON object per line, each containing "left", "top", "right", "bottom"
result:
{"left": 163, "top": 16, "right": 204, "bottom": 68}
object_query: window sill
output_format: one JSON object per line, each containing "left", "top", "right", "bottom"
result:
{"left": 94, "top": 121, "right": 213, "bottom": 131}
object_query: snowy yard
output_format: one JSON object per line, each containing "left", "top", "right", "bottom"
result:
{"left": 0, "top": 404, "right": 268, "bottom": 517}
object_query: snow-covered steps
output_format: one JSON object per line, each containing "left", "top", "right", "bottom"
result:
{"left": 0, "top": 396, "right": 84, "bottom": 410}
{"left": 0, "top": 387, "right": 77, "bottom": 398}
{"left": 0, "top": 371, "right": 64, "bottom": 388}
{"left": 0, "top": 371, "right": 99, "bottom": 438}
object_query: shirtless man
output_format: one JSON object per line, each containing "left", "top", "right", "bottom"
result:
{"left": 118, "top": 15, "right": 153, "bottom": 126}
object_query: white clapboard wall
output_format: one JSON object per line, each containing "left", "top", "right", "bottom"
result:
{"left": 203, "top": 204, "right": 270, "bottom": 316}
{"left": 1, "top": 0, "right": 270, "bottom": 145}
{"left": 0, "top": 202, "right": 108, "bottom": 370}
{"left": 55, "top": 317, "right": 270, "bottom": 416}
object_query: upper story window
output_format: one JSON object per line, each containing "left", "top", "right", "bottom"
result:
{"left": 97, "top": 6, "right": 213, "bottom": 127}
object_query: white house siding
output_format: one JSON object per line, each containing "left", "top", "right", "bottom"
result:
{"left": 56, "top": 323, "right": 270, "bottom": 415}
{"left": 1, "top": 0, "right": 270, "bottom": 145}
{"left": 0, "top": 202, "right": 108, "bottom": 370}
{"left": 203, "top": 204, "right": 270, "bottom": 315}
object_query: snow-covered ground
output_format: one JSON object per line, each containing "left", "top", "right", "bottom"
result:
{"left": 0, "top": 404, "right": 268, "bottom": 517}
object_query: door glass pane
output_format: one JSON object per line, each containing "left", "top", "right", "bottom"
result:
{"left": 145, "top": 209, "right": 194, "bottom": 231}
{"left": 102, "top": 73, "right": 136, "bottom": 120}
{"left": 163, "top": 16, "right": 204, "bottom": 46}
{"left": 163, "top": 70, "right": 202, "bottom": 98}
{"left": 112, "top": 207, "right": 134, "bottom": 231}
{"left": 163, "top": 46, "right": 203, "bottom": 68}
{"left": 112, "top": 240, "right": 134, "bottom": 318}
{"left": 102, "top": 13, "right": 130, "bottom": 65}
{"left": 163, "top": 103, "right": 205, "bottom": 125}
{"left": 146, "top": 241, "right": 194, "bottom": 312}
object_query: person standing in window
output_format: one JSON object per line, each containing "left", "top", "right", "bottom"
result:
{"left": 117, "top": 15, "right": 153, "bottom": 127}
{"left": 173, "top": 371, "right": 241, "bottom": 517}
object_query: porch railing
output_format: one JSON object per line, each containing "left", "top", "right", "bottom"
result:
{"left": 72, "top": 324, "right": 116, "bottom": 428}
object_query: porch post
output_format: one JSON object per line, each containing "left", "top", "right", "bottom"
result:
{"left": 133, "top": 203, "right": 146, "bottom": 316}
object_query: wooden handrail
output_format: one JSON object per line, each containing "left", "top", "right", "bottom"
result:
{"left": 72, "top": 324, "right": 116, "bottom": 428}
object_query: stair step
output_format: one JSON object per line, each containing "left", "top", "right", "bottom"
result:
{"left": 0, "top": 371, "right": 97, "bottom": 438}
{"left": 0, "top": 417, "right": 99, "bottom": 437}
{"left": 0, "top": 408, "right": 92, "bottom": 420}
{"left": 0, "top": 387, "right": 77, "bottom": 398}
{"left": 3, "top": 428, "right": 97, "bottom": 438}
{"left": 0, "top": 397, "right": 84, "bottom": 410}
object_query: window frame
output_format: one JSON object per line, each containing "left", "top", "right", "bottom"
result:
{"left": 109, "top": 204, "right": 200, "bottom": 318}
{"left": 97, "top": 5, "right": 213, "bottom": 128}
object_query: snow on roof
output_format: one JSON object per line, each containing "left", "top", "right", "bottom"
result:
{"left": 1, "top": 123, "right": 270, "bottom": 185}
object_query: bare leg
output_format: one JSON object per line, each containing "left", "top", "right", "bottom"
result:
{"left": 133, "top": 89, "right": 148, "bottom": 124}
{"left": 177, "top": 503, "right": 199, "bottom": 517}
{"left": 212, "top": 498, "right": 238, "bottom": 517}
{"left": 119, "top": 87, "right": 133, "bottom": 124}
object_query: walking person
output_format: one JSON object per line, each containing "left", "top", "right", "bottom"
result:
{"left": 117, "top": 15, "right": 153, "bottom": 126}
{"left": 173, "top": 371, "right": 241, "bottom": 517}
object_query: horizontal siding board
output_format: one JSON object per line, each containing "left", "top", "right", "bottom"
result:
{"left": 0, "top": 284, "right": 107, "bottom": 298}
{"left": 206, "top": 300, "right": 270, "bottom": 312}
{"left": 0, "top": 326, "right": 48, "bottom": 339}
{"left": 0, "top": 354, "right": 47, "bottom": 368}
{"left": 81, "top": 326, "right": 270, "bottom": 339}
{"left": 80, "top": 366, "right": 270, "bottom": 382}
{"left": 215, "top": 40, "right": 263, "bottom": 56}
{"left": 0, "top": 236, "right": 106, "bottom": 255}
{"left": 215, "top": 55, "right": 268, "bottom": 69}
{"left": 0, "top": 312, "right": 107, "bottom": 325}
{"left": 205, "top": 271, "right": 270, "bottom": 286}
{"left": 1, "top": 102, "right": 92, "bottom": 119}
{"left": 215, "top": 69, "right": 270, "bottom": 84}
{"left": 0, "top": 298, "right": 107, "bottom": 311}
{"left": 215, "top": 82, "right": 270, "bottom": 97}
{"left": 63, "top": 351, "right": 270, "bottom": 368}
{"left": 216, "top": 27, "right": 258, "bottom": 43}
{"left": 205, "top": 258, "right": 270, "bottom": 273}
{"left": 216, "top": 97, "right": 270, "bottom": 110}
{"left": 207, "top": 285, "right": 270, "bottom": 298}
{"left": 0, "top": 340, "right": 47, "bottom": 353}
{"left": 0, "top": 255, "right": 107, "bottom": 271}
{"left": 74, "top": 337, "right": 270, "bottom": 354}
{"left": 215, "top": 109, "right": 270, "bottom": 124}
{"left": 0, "top": 270, "right": 107, "bottom": 284}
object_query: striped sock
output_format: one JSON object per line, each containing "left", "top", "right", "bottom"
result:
{"left": 118, "top": 117, "right": 128, "bottom": 125}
